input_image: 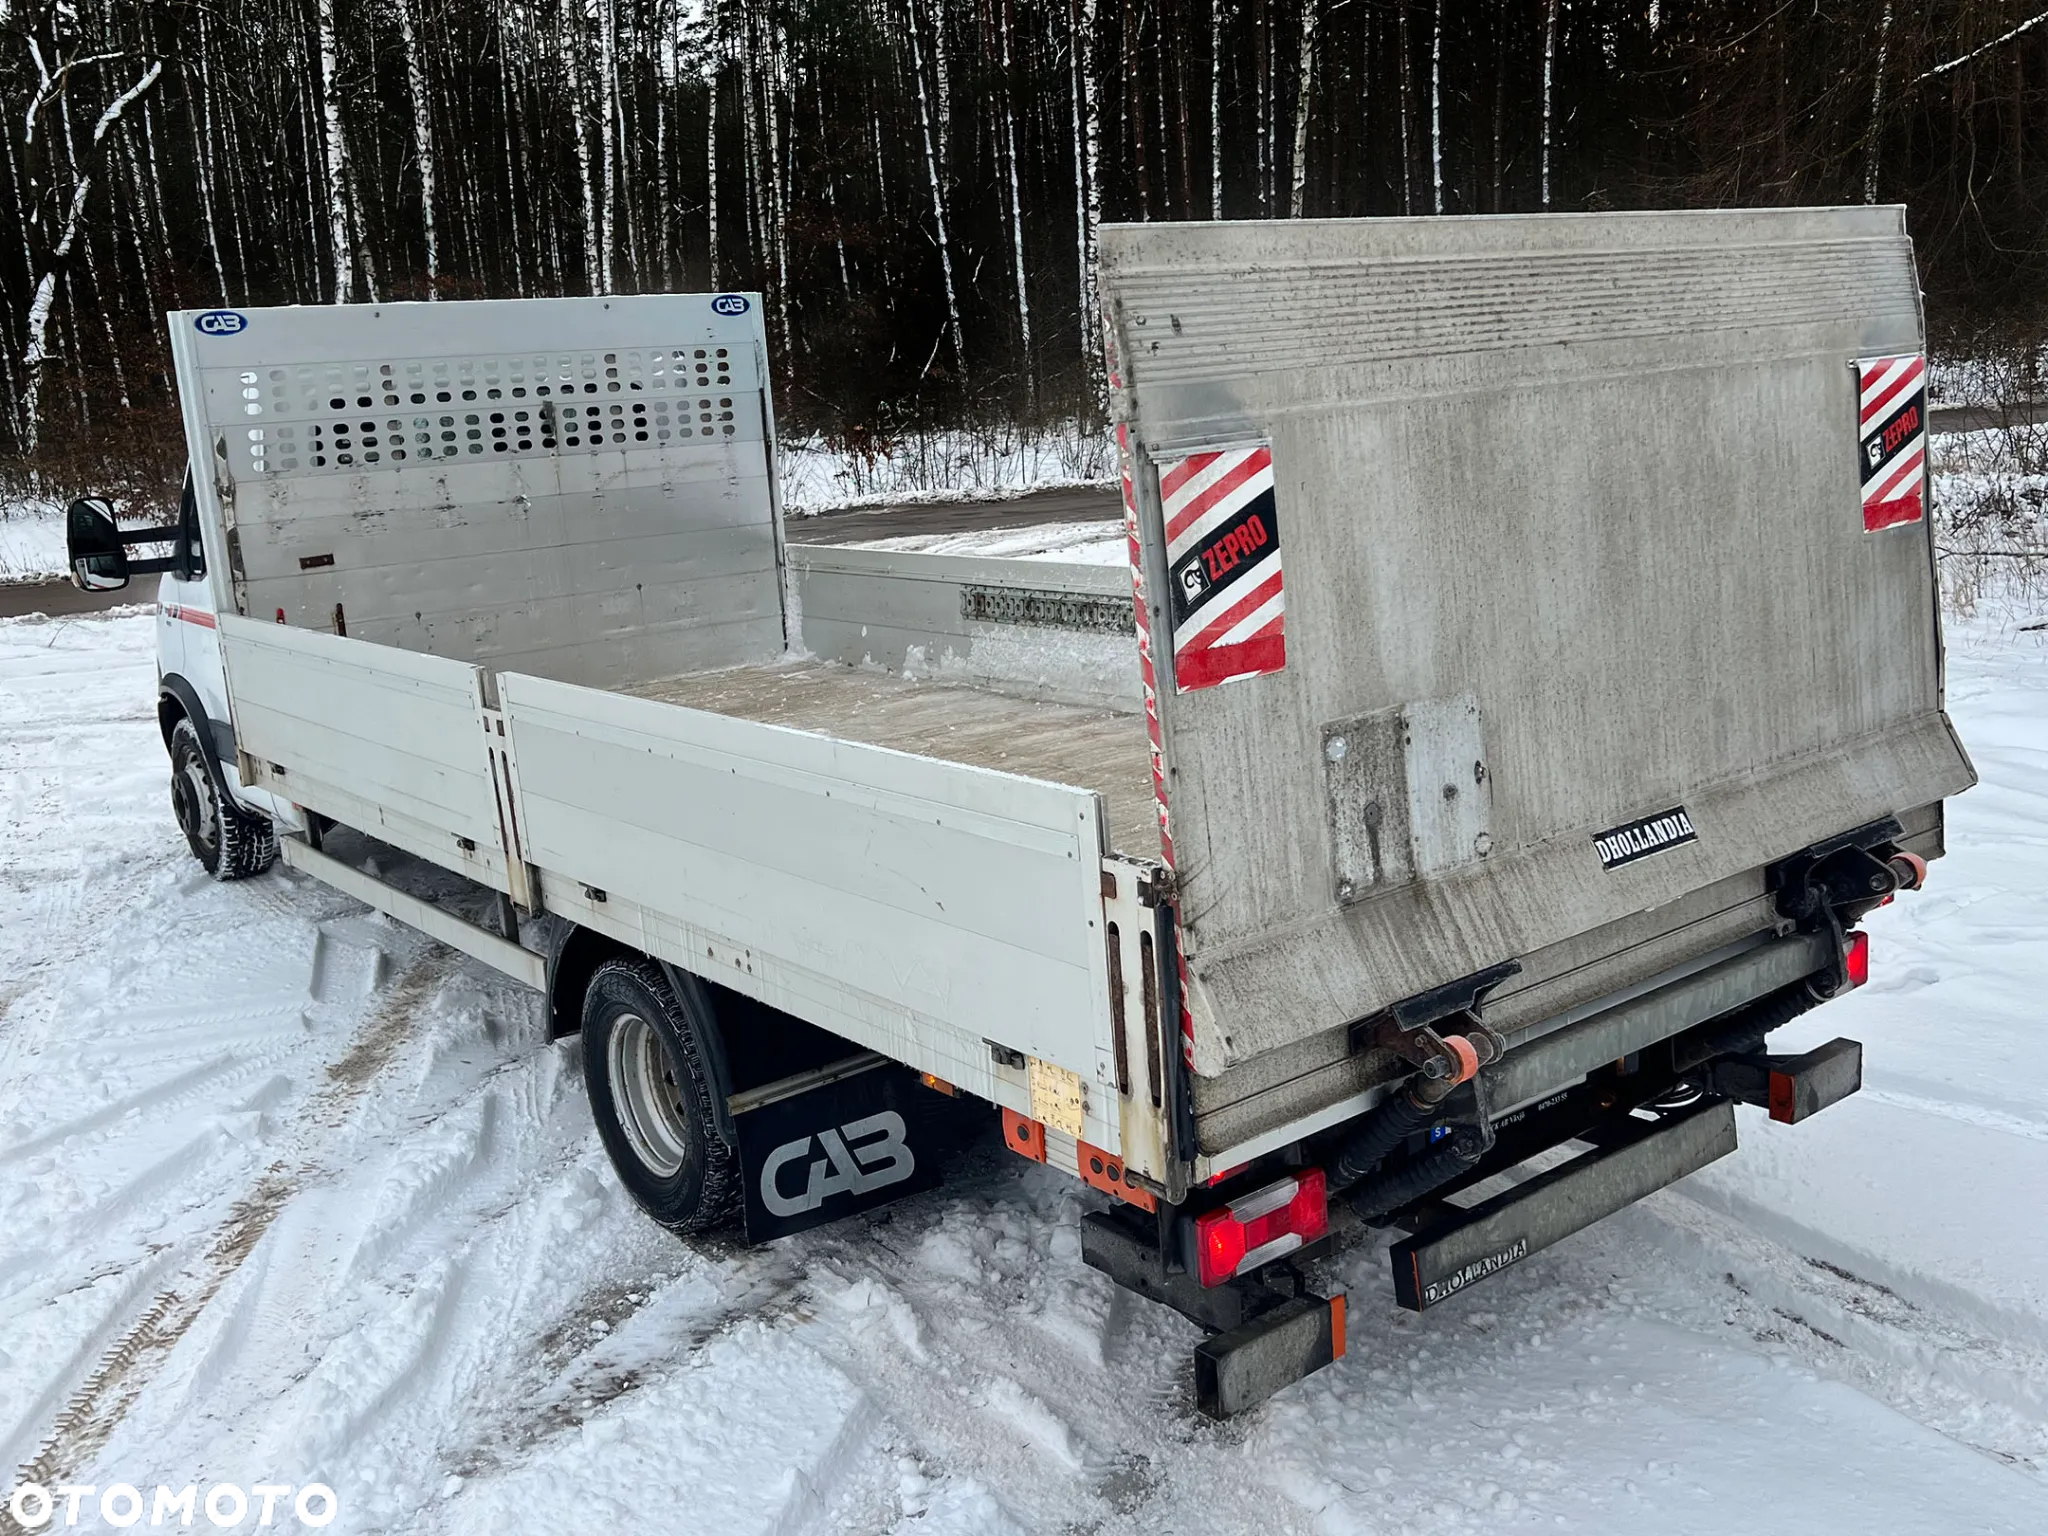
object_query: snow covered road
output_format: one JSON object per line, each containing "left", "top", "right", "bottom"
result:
{"left": 3, "top": 609, "right": 2046, "bottom": 1534}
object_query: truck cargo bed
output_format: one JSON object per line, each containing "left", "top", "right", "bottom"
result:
{"left": 622, "top": 662, "right": 1158, "bottom": 855}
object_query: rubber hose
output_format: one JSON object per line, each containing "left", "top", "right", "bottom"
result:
{"left": 1349, "top": 1137, "right": 1482, "bottom": 1222}
{"left": 1327, "top": 1088, "right": 1436, "bottom": 1191}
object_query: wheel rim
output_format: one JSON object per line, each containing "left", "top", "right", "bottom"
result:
{"left": 174, "top": 759, "right": 219, "bottom": 850}
{"left": 607, "top": 1012, "right": 692, "bottom": 1178}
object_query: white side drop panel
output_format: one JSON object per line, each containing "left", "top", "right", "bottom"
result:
{"left": 498, "top": 671, "right": 1125, "bottom": 1151}
{"left": 169, "top": 295, "right": 784, "bottom": 689}
{"left": 218, "top": 614, "right": 510, "bottom": 888}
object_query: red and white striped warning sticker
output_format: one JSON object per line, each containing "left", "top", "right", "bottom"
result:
{"left": 1158, "top": 443, "right": 1286, "bottom": 692}
{"left": 1856, "top": 353, "right": 1927, "bottom": 533}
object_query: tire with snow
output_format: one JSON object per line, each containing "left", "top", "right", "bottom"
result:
{"left": 581, "top": 958, "right": 739, "bottom": 1234}
{"left": 169, "top": 715, "right": 277, "bottom": 881}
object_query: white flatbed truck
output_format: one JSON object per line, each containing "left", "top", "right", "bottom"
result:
{"left": 70, "top": 207, "right": 1972, "bottom": 1416}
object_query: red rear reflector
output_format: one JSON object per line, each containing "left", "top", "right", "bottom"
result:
{"left": 1193, "top": 1168, "right": 1329, "bottom": 1288}
{"left": 1843, "top": 931, "right": 1869, "bottom": 990}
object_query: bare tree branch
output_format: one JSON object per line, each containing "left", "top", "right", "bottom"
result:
{"left": 1918, "top": 9, "right": 2048, "bottom": 82}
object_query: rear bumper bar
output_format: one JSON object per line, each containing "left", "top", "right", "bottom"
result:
{"left": 1391, "top": 1098, "right": 1738, "bottom": 1310}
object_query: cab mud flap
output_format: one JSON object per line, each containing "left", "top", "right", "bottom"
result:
{"left": 1390, "top": 1099, "right": 1738, "bottom": 1311}
{"left": 731, "top": 1058, "right": 953, "bottom": 1243}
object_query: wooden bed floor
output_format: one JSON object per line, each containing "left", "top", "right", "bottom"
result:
{"left": 624, "top": 661, "right": 1161, "bottom": 856}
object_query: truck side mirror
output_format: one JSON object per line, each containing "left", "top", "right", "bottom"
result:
{"left": 67, "top": 497, "right": 129, "bottom": 592}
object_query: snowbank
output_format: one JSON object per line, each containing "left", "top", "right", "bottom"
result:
{"left": 776, "top": 425, "right": 1114, "bottom": 515}
{"left": 843, "top": 519, "right": 1126, "bottom": 566}
{"left": 0, "top": 502, "right": 66, "bottom": 583}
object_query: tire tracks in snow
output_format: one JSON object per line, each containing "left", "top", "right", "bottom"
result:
{"left": 733, "top": 1172, "right": 1318, "bottom": 1535}
{"left": 0, "top": 959, "right": 446, "bottom": 1531}
{"left": 1627, "top": 1190, "right": 2048, "bottom": 1476}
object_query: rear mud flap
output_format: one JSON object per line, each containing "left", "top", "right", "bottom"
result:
{"left": 732, "top": 1059, "right": 954, "bottom": 1243}
{"left": 1391, "top": 1099, "right": 1738, "bottom": 1311}
{"left": 1194, "top": 1294, "right": 1346, "bottom": 1419}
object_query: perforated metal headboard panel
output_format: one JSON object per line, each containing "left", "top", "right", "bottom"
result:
{"left": 169, "top": 295, "right": 783, "bottom": 687}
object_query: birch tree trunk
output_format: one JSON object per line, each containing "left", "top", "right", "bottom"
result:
{"left": 740, "top": 27, "right": 763, "bottom": 271}
{"left": 1430, "top": 0, "right": 1443, "bottom": 213}
{"left": 497, "top": 5, "right": 526, "bottom": 296}
{"left": 1155, "top": 15, "right": 1173, "bottom": 215}
{"left": 1000, "top": 0, "right": 1033, "bottom": 406}
{"left": 598, "top": 0, "right": 620, "bottom": 293}
{"left": 705, "top": 0, "right": 721, "bottom": 286}
{"left": 765, "top": 38, "right": 790, "bottom": 354}
{"left": 82, "top": 236, "right": 129, "bottom": 410}
{"left": 656, "top": 4, "right": 676, "bottom": 286}
{"left": 1288, "top": 1, "right": 1317, "bottom": 218}
{"left": 1255, "top": 0, "right": 1270, "bottom": 210}
{"left": 1864, "top": 0, "right": 1894, "bottom": 203}
{"left": 396, "top": 0, "right": 439, "bottom": 295}
{"left": 1126, "top": 0, "right": 1151, "bottom": 217}
{"left": 1210, "top": 0, "right": 1225, "bottom": 217}
{"left": 818, "top": 76, "right": 851, "bottom": 298}
{"left": 186, "top": 54, "right": 231, "bottom": 304}
{"left": 562, "top": 1, "right": 602, "bottom": 293}
{"left": 1074, "top": 0, "right": 1103, "bottom": 394}
{"left": 138, "top": 98, "right": 178, "bottom": 309}
{"left": 346, "top": 152, "right": 380, "bottom": 302}
{"left": 315, "top": 0, "right": 355, "bottom": 302}
{"left": 931, "top": 0, "right": 953, "bottom": 172}
{"left": 1541, "top": 0, "right": 1559, "bottom": 208}
{"left": 1176, "top": 15, "right": 1194, "bottom": 217}
{"left": 1398, "top": 1, "right": 1413, "bottom": 213}
{"left": 300, "top": 58, "right": 329, "bottom": 298}
{"left": 908, "top": 0, "right": 966, "bottom": 375}
{"left": 19, "top": 60, "right": 161, "bottom": 454}
{"left": 1490, "top": 16, "right": 1503, "bottom": 211}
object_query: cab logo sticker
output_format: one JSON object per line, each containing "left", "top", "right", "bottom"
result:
{"left": 1157, "top": 442, "right": 1286, "bottom": 691}
{"left": 759, "top": 1111, "right": 914, "bottom": 1218}
{"left": 1593, "top": 807, "right": 1698, "bottom": 870}
{"left": 711, "top": 293, "right": 751, "bottom": 316}
{"left": 1855, "top": 353, "right": 1926, "bottom": 532}
{"left": 194, "top": 309, "right": 248, "bottom": 336}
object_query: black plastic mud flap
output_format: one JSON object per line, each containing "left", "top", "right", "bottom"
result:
{"left": 1390, "top": 1099, "right": 1738, "bottom": 1311}
{"left": 1193, "top": 1294, "right": 1347, "bottom": 1419}
{"left": 1710, "top": 1038, "right": 1863, "bottom": 1124}
{"left": 732, "top": 1059, "right": 948, "bottom": 1243}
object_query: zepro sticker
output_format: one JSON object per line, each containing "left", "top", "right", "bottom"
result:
{"left": 1157, "top": 443, "right": 1286, "bottom": 691}
{"left": 1854, "top": 353, "right": 1927, "bottom": 532}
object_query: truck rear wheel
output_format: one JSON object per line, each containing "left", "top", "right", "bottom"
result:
{"left": 581, "top": 958, "right": 739, "bottom": 1233}
{"left": 169, "top": 716, "right": 277, "bottom": 881}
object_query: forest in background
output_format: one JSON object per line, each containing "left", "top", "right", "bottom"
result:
{"left": 5, "top": 0, "right": 2048, "bottom": 504}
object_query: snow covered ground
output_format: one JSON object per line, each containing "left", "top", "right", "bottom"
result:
{"left": 0, "top": 506, "right": 65, "bottom": 584}
{"left": 3, "top": 608, "right": 2048, "bottom": 1534}
{"left": 774, "top": 426, "right": 1114, "bottom": 517}
{"left": 842, "top": 518, "right": 1126, "bottom": 565}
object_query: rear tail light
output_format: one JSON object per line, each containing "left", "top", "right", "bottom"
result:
{"left": 1193, "top": 1168, "right": 1329, "bottom": 1287}
{"left": 1843, "top": 930, "right": 1869, "bottom": 990}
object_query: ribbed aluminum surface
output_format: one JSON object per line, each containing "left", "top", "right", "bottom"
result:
{"left": 1100, "top": 209, "right": 1973, "bottom": 1080}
